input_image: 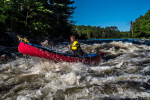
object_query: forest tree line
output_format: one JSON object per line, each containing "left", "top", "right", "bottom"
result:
{"left": 0, "top": 0, "right": 150, "bottom": 39}
{"left": 72, "top": 25, "right": 131, "bottom": 39}
{"left": 73, "top": 9, "right": 150, "bottom": 39}
{"left": 0, "top": 0, "right": 75, "bottom": 39}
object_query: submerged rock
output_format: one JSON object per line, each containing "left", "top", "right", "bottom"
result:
{"left": 0, "top": 52, "right": 22, "bottom": 64}
{"left": 0, "top": 54, "right": 10, "bottom": 64}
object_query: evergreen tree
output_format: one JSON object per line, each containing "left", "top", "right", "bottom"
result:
{"left": 0, "top": 0, "right": 76, "bottom": 38}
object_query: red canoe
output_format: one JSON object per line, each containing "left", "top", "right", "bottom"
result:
{"left": 18, "top": 42, "right": 103, "bottom": 64}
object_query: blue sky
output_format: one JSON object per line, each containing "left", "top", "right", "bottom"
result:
{"left": 72, "top": 0, "right": 150, "bottom": 31}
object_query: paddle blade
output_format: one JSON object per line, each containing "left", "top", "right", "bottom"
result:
{"left": 17, "top": 35, "right": 30, "bottom": 43}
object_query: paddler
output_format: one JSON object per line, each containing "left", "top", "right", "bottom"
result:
{"left": 68, "top": 35, "right": 85, "bottom": 56}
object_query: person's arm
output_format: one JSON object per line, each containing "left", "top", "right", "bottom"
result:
{"left": 68, "top": 45, "right": 71, "bottom": 48}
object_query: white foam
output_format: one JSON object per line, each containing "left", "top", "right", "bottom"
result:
{"left": 60, "top": 72, "right": 81, "bottom": 85}
{"left": 17, "top": 96, "right": 31, "bottom": 100}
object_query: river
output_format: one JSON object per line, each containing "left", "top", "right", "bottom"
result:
{"left": 0, "top": 39, "right": 150, "bottom": 100}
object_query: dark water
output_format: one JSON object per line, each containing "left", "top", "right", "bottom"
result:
{"left": 0, "top": 39, "right": 150, "bottom": 100}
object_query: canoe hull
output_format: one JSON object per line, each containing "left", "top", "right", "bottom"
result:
{"left": 18, "top": 42, "right": 102, "bottom": 64}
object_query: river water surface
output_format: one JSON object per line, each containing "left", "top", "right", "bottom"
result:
{"left": 1, "top": 39, "right": 150, "bottom": 100}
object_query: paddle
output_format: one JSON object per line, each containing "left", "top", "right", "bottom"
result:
{"left": 17, "top": 35, "right": 30, "bottom": 43}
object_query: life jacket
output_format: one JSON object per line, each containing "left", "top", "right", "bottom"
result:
{"left": 71, "top": 40, "right": 81, "bottom": 50}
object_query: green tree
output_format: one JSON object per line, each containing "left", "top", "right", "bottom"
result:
{"left": 133, "top": 10, "right": 150, "bottom": 38}
{"left": 0, "top": 0, "right": 76, "bottom": 39}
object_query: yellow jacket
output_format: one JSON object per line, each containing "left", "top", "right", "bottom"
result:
{"left": 71, "top": 41, "right": 80, "bottom": 50}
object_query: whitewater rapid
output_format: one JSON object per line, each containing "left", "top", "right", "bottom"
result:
{"left": 0, "top": 41, "right": 150, "bottom": 100}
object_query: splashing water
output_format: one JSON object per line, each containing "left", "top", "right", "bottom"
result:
{"left": 1, "top": 41, "right": 150, "bottom": 100}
